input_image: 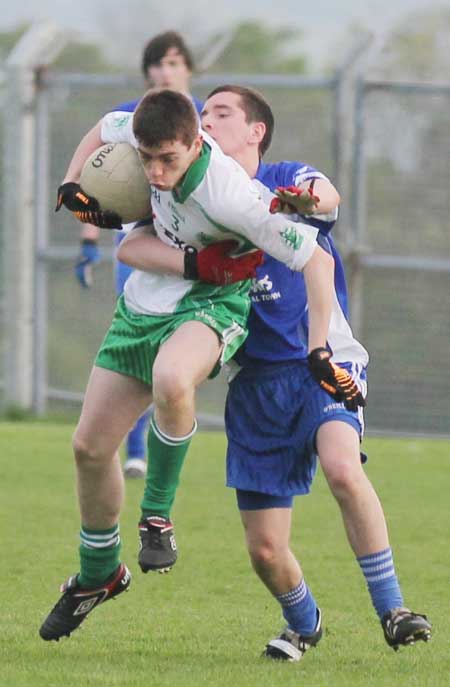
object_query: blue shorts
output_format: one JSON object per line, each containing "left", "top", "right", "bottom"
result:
{"left": 114, "top": 231, "right": 133, "bottom": 295}
{"left": 225, "top": 360, "right": 367, "bottom": 506}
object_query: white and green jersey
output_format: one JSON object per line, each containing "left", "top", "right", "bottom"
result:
{"left": 101, "top": 112, "right": 319, "bottom": 316}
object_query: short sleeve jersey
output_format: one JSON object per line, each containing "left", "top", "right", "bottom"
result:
{"left": 100, "top": 112, "right": 320, "bottom": 316}
{"left": 234, "top": 160, "right": 369, "bottom": 367}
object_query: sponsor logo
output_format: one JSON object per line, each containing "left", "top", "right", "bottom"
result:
{"left": 251, "top": 291, "right": 281, "bottom": 303}
{"left": 251, "top": 274, "right": 273, "bottom": 293}
{"left": 323, "top": 402, "right": 346, "bottom": 412}
{"left": 113, "top": 115, "right": 131, "bottom": 128}
{"left": 121, "top": 569, "right": 131, "bottom": 586}
{"left": 152, "top": 188, "right": 161, "bottom": 204}
{"left": 90, "top": 145, "right": 115, "bottom": 168}
{"left": 250, "top": 273, "right": 281, "bottom": 302}
{"left": 163, "top": 228, "right": 197, "bottom": 254}
{"left": 170, "top": 535, "right": 177, "bottom": 551}
{"left": 194, "top": 310, "right": 218, "bottom": 328}
{"left": 74, "top": 597, "right": 99, "bottom": 616}
{"left": 280, "top": 227, "right": 304, "bottom": 250}
{"left": 196, "top": 232, "right": 217, "bottom": 247}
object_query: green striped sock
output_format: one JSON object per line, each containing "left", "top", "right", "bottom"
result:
{"left": 78, "top": 524, "right": 121, "bottom": 588}
{"left": 140, "top": 415, "right": 197, "bottom": 519}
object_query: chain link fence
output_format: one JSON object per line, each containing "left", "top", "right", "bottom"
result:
{"left": 1, "top": 60, "right": 449, "bottom": 436}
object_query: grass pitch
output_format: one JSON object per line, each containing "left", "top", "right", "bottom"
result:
{"left": 0, "top": 421, "right": 448, "bottom": 687}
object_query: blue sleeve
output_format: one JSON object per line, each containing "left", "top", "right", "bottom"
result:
{"left": 192, "top": 96, "right": 204, "bottom": 115}
{"left": 279, "top": 161, "right": 327, "bottom": 186}
{"left": 108, "top": 99, "right": 140, "bottom": 114}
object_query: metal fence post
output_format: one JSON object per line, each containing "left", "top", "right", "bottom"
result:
{"left": 1, "top": 23, "right": 67, "bottom": 412}
{"left": 347, "top": 77, "right": 366, "bottom": 338}
{"left": 2, "top": 64, "right": 37, "bottom": 410}
{"left": 33, "top": 71, "right": 50, "bottom": 414}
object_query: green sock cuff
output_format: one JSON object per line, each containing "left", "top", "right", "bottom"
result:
{"left": 150, "top": 415, "right": 198, "bottom": 445}
{"left": 81, "top": 524, "right": 119, "bottom": 536}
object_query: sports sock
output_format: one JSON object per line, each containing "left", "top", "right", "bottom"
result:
{"left": 357, "top": 547, "right": 404, "bottom": 619}
{"left": 126, "top": 409, "right": 151, "bottom": 460}
{"left": 78, "top": 524, "right": 121, "bottom": 588}
{"left": 276, "top": 578, "right": 318, "bottom": 636}
{"left": 140, "top": 414, "right": 197, "bottom": 519}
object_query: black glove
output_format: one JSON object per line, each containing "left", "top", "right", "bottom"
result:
{"left": 55, "top": 182, "right": 122, "bottom": 229}
{"left": 308, "top": 347, "right": 366, "bottom": 411}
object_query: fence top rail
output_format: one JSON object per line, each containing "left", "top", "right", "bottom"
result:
{"left": 42, "top": 71, "right": 336, "bottom": 90}
{"left": 360, "top": 254, "right": 450, "bottom": 273}
{"left": 362, "top": 78, "right": 450, "bottom": 95}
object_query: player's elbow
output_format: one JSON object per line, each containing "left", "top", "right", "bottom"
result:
{"left": 308, "top": 244, "right": 334, "bottom": 276}
{"left": 320, "top": 187, "right": 340, "bottom": 214}
{"left": 116, "top": 239, "right": 134, "bottom": 266}
{"left": 332, "top": 188, "right": 341, "bottom": 207}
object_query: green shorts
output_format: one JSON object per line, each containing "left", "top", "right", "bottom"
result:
{"left": 95, "top": 294, "right": 249, "bottom": 387}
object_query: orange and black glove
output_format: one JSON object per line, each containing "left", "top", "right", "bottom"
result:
{"left": 184, "top": 240, "right": 264, "bottom": 285}
{"left": 55, "top": 182, "right": 122, "bottom": 229}
{"left": 269, "top": 184, "right": 320, "bottom": 216}
{"left": 308, "top": 347, "right": 366, "bottom": 411}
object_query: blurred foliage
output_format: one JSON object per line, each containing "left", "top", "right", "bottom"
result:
{"left": 0, "top": 24, "right": 28, "bottom": 57}
{"left": 0, "top": 24, "right": 116, "bottom": 72}
{"left": 371, "top": 9, "right": 450, "bottom": 81}
{"left": 53, "top": 42, "right": 118, "bottom": 73}
{"left": 204, "top": 21, "right": 308, "bottom": 74}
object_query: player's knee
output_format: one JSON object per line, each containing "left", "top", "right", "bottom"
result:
{"left": 248, "top": 537, "right": 283, "bottom": 570}
{"left": 324, "top": 458, "right": 363, "bottom": 500}
{"left": 152, "top": 366, "right": 193, "bottom": 409}
{"left": 72, "top": 430, "right": 106, "bottom": 467}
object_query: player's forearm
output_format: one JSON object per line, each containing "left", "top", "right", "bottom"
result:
{"left": 117, "top": 229, "right": 184, "bottom": 275}
{"left": 80, "top": 224, "right": 101, "bottom": 241}
{"left": 305, "top": 179, "right": 340, "bottom": 215}
{"left": 303, "top": 246, "right": 334, "bottom": 352}
{"left": 62, "top": 121, "right": 104, "bottom": 184}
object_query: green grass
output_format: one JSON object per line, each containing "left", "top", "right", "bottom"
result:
{"left": 0, "top": 422, "right": 448, "bottom": 687}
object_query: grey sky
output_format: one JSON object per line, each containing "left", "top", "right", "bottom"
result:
{"left": 1, "top": 0, "right": 447, "bottom": 69}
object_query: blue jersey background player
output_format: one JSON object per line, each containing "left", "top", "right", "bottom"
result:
{"left": 199, "top": 85, "right": 430, "bottom": 659}
{"left": 75, "top": 31, "right": 203, "bottom": 479}
{"left": 115, "top": 83, "right": 431, "bottom": 658}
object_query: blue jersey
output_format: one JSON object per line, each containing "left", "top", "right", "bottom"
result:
{"left": 110, "top": 96, "right": 203, "bottom": 116}
{"left": 235, "top": 160, "right": 368, "bottom": 367}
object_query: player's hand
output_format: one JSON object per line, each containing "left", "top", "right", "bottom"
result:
{"left": 75, "top": 239, "right": 102, "bottom": 288}
{"left": 269, "top": 185, "right": 320, "bottom": 216}
{"left": 55, "top": 182, "right": 122, "bottom": 229}
{"left": 308, "top": 347, "right": 366, "bottom": 411}
{"left": 184, "top": 240, "right": 264, "bottom": 285}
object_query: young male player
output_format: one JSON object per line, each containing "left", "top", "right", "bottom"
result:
{"left": 116, "top": 85, "right": 431, "bottom": 659}
{"left": 39, "top": 89, "right": 352, "bottom": 642}
{"left": 76, "top": 31, "right": 203, "bottom": 479}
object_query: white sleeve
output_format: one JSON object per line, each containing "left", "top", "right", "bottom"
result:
{"left": 203, "top": 168, "right": 319, "bottom": 271}
{"left": 100, "top": 111, "right": 137, "bottom": 147}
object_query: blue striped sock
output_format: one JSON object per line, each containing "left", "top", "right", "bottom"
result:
{"left": 357, "top": 547, "right": 404, "bottom": 619}
{"left": 276, "top": 579, "right": 318, "bottom": 635}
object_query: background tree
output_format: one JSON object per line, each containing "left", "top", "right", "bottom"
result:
{"left": 203, "top": 21, "right": 308, "bottom": 74}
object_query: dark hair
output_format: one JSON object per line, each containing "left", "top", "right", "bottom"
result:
{"left": 141, "top": 31, "right": 195, "bottom": 77}
{"left": 206, "top": 85, "right": 274, "bottom": 156}
{"left": 133, "top": 89, "right": 198, "bottom": 149}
